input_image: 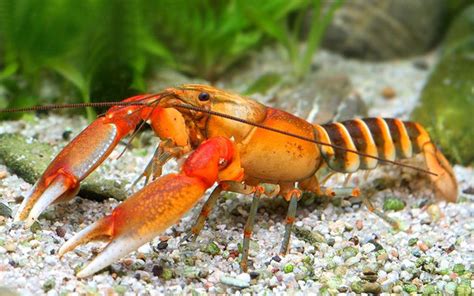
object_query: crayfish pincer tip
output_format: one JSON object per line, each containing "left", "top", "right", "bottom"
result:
{"left": 15, "top": 175, "right": 72, "bottom": 227}
{"left": 75, "top": 235, "right": 148, "bottom": 278}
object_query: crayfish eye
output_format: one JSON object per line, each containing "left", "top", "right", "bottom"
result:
{"left": 198, "top": 92, "right": 210, "bottom": 102}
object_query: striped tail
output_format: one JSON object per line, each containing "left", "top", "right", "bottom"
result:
{"left": 313, "top": 117, "right": 458, "bottom": 202}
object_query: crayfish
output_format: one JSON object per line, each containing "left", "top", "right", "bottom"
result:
{"left": 9, "top": 84, "right": 457, "bottom": 277}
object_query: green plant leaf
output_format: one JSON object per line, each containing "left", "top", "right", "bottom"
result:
{"left": 0, "top": 63, "right": 18, "bottom": 81}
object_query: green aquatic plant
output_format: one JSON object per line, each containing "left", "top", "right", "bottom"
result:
{"left": 0, "top": 0, "right": 172, "bottom": 119}
{"left": 0, "top": 0, "right": 338, "bottom": 117}
{"left": 241, "top": 0, "right": 345, "bottom": 80}
{"left": 153, "top": 0, "right": 263, "bottom": 82}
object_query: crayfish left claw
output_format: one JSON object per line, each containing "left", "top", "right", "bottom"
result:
{"left": 14, "top": 117, "right": 122, "bottom": 226}
{"left": 15, "top": 94, "right": 155, "bottom": 226}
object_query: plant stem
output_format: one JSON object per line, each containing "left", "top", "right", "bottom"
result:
{"left": 80, "top": 89, "right": 96, "bottom": 122}
{"left": 296, "top": 0, "right": 345, "bottom": 79}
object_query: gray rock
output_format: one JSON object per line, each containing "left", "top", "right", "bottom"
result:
{"left": 0, "top": 133, "right": 128, "bottom": 201}
{"left": 322, "top": 0, "right": 447, "bottom": 60}
{"left": 411, "top": 4, "right": 474, "bottom": 165}
{"left": 271, "top": 71, "right": 367, "bottom": 123}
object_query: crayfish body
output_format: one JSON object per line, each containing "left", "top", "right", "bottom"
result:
{"left": 14, "top": 84, "right": 458, "bottom": 277}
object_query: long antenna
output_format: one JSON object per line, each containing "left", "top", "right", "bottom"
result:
{"left": 172, "top": 103, "right": 437, "bottom": 176}
{"left": 0, "top": 99, "right": 437, "bottom": 176}
{"left": 0, "top": 101, "right": 148, "bottom": 113}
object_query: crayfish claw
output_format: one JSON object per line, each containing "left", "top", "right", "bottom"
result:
{"left": 59, "top": 174, "right": 209, "bottom": 277}
{"left": 15, "top": 174, "right": 79, "bottom": 228}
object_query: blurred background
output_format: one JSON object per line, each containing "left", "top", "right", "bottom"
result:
{"left": 0, "top": 0, "right": 472, "bottom": 164}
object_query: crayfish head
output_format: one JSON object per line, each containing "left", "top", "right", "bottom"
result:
{"left": 163, "top": 84, "right": 268, "bottom": 142}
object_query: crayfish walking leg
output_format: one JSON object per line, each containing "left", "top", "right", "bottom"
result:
{"left": 280, "top": 189, "right": 302, "bottom": 255}
{"left": 240, "top": 190, "right": 262, "bottom": 272}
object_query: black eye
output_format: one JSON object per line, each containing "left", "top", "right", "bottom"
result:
{"left": 198, "top": 92, "right": 210, "bottom": 101}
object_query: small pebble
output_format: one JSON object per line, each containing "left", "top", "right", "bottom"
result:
{"left": 462, "top": 186, "right": 474, "bottom": 195}
{"left": 283, "top": 264, "right": 294, "bottom": 273}
{"left": 8, "top": 259, "right": 17, "bottom": 267}
{"left": 400, "top": 270, "right": 412, "bottom": 281}
{"left": 337, "top": 285, "right": 349, "bottom": 293}
{"left": 44, "top": 256, "right": 56, "bottom": 266}
{"left": 383, "top": 197, "right": 405, "bottom": 211}
{"left": 152, "top": 265, "right": 163, "bottom": 277}
{"left": 362, "top": 243, "right": 376, "bottom": 253}
{"left": 220, "top": 275, "right": 250, "bottom": 288}
{"left": 237, "top": 273, "right": 251, "bottom": 283}
{"left": 122, "top": 258, "right": 134, "bottom": 267}
{"left": 342, "top": 246, "right": 358, "bottom": 259}
{"left": 30, "top": 221, "right": 41, "bottom": 233}
{"left": 327, "top": 238, "right": 335, "bottom": 246}
{"left": 349, "top": 236, "right": 359, "bottom": 245}
{"left": 161, "top": 268, "right": 173, "bottom": 281}
{"left": 417, "top": 241, "right": 430, "bottom": 252}
{"left": 453, "top": 263, "right": 465, "bottom": 275}
{"left": 455, "top": 283, "right": 472, "bottom": 295}
{"left": 444, "top": 282, "right": 457, "bottom": 294}
{"left": 14, "top": 195, "right": 24, "bottom": 203}
{"left": 204, "top": 242, "right": 220, "bottom": 255}
{"left": 403, "top": 283, "right": 417, "bottom": 293}
{"left": 408, "top": 238, "right": 418, "bottom": 246}
{"left": 4, "top": 243, "right": 15, "bottom": 252}
{"left": 351, "top": 281, "right": 364, "bottom": 293}
{"left": 42, "top": 278, "right": 55, "bottom": 292}
{"left": 156, "top": 241, "right": 168, "bottom": 250}
{"left": 363, "top": 282, "right": 382, "bottom": 293}
{"left": 249, "top": 271, "right": 260, "bottom": 280}
{"left": 0, "top": 202, "right": 12, "bottom": 218}
{"left": 392, "top": 285, "right": 403, "bottom": 293}
{"left": 62, "top": 129, "right": 73, "bottom": 141}
{"left": 55, "top": 226, "right": 66, "bottom": 238}
{"left": 390, "top": 248, "right": 399, "bottom": 258}
{"left": 345, "top": 256, "right": 361, "bottom": 266}
{"left": 381, "top": 86, "right": 396, "bottom": 99}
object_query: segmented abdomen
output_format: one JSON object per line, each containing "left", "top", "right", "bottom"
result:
{"left": 313, "top": 118, "right": 431, "bottom": 173}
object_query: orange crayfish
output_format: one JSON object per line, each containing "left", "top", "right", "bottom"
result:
{"left": 9, "top": 84, "right": 457, "bottom": 277}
